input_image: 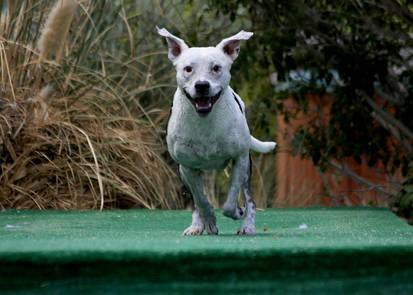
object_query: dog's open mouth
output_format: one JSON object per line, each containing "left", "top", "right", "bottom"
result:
{"left": 183, "top": 89, "right": 222, "bottom": 117}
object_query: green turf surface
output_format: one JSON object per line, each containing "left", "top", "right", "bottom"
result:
{"left": 1, "top": 207, "right": 412, "bottom": 294}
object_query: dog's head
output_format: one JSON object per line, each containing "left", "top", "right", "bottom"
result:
{"left": 157, "top": 27, "right": 253, "bottom": 117}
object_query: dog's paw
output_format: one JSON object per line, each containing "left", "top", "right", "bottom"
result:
{"left": 183, "top": 225, "right": 204, "bottom": 236}
{"left": 205, "top": 221, "right": 219, "bottom": 235}
{"left": 237, "top": 225, "right": 256, "bottom": 235}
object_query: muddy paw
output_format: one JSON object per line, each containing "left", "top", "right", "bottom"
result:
{"left": 183, "top": 225, "right": 204, "bottom": 235}
{"left": 237, "top": 225, "right": 256, "bottom": 235}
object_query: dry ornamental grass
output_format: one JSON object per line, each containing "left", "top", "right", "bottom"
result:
{"left": 0, "top": 0, "right": 181, "bottom": 210}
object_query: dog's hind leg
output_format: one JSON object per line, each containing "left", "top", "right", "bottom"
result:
{"left": 237, "top": 154, "right": 256, "bottom": 235}
{"left": 222, "top": 154, "right": 249, "bottom": 220}
{"left": 180, "top": 165, "right": 218, "bottom": 235}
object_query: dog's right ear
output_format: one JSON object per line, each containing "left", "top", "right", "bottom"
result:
{"left": 156, "top": 26, "right": 188, "bottom": 63}
{"left": 216, "top": 31, "right": 253, "bottom": 62}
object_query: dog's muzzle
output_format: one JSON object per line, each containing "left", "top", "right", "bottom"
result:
{"left": 183, "top": 89, "right": 222, "bottom": 117}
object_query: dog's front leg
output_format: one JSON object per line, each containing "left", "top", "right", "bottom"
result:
{"left": 182, "top": 208, "right": 204, "bottom": 235}
{"left": 222, "top": 154, "right": 249, "bottom": 221}
{"left": 179, "top": 165, "right": 218, "bottom": 235}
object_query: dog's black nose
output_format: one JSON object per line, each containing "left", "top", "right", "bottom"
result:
{"left": 195, "top": 81, "right": 210, "bottom": 95}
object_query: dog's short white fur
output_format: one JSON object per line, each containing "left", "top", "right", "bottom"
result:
{"left": 157, "top": 27, "right": 276, "bottom": 235}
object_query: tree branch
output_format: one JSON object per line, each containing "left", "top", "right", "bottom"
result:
{"left": 363, "top": 94, "right": 413, "bottom": 141}
{"left": 371, "top": 110, "right": 413, "bottom": 152}
{"left": 316, "top": 166, "right": 339, "bottom": 206}
{"left": 375, "top": 88, "right": 404, "bottom": 105}
{"left": 327, "top": 160, "right": 393, "bottom": 197}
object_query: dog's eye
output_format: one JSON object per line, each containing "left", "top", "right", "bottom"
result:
{"left": 184, "top": 66, "right": 193, "bottom": 73}
{"left": 212, "top": 65, "right": 221, "bottom": 72}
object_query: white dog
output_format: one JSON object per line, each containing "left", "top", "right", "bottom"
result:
{"left": 157, "top": 27, "right": 276, "bottom": 235}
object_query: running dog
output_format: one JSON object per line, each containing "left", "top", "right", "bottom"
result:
{"left": 157, "top": 27, "right": 276, "bottom": 235}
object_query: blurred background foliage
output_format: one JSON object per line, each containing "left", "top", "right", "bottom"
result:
{"left": 210, "top": 0, "right": 412, "bottom": 221}
{"left": 1, "top": 0, "right": 411, "bottom": 219}
{"left": 0, "top": 0, "right": 185, "bottom": 209}
{"left": 115, "top": 0, "right": 412, "bottom": 216}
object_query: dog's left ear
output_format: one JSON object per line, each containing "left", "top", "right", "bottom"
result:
{"left": 216, "top": 31, "right": 253, "bottom": 62}
{"left": 156, "top": 26, "right": 189, "bottom": 63}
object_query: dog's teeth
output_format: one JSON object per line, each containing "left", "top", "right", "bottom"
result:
{"left": 208, "top": 103, "right": 212, "bottom": 108}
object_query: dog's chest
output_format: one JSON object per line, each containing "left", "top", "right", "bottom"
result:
{"left": 168, "top": 135, "right": 230, "bottom": 170}
{"left": 167, "top": 100, "right": 249, "bottom": 170}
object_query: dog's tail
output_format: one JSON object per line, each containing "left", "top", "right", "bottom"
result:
{"left": 250, "top": 136, "right": 277, "bottom": 153}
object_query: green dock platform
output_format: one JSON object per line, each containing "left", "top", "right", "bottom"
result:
{"left": 1, "top": 207, "right": 413, "bottom": 294}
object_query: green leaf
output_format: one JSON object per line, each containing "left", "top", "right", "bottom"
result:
{"left": 404, "top": 185, "right": 413, "bottom": 193}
